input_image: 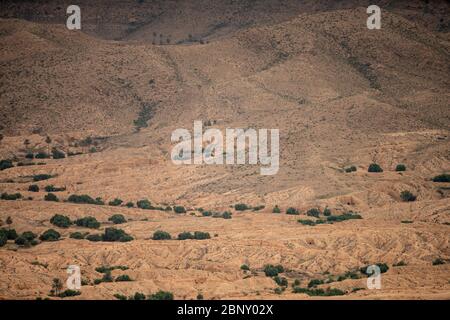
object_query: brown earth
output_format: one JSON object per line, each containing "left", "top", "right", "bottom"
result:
{"left": 0, "top": 1, "right": 449, "bottom": 300}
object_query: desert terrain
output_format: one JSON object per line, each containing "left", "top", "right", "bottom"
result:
{"left": 0, "top": 0, "right": 449, "bottom": 300}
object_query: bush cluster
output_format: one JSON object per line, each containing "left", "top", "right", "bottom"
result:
{"left": 50, "top": 214, "right": 72, "bottom": 228}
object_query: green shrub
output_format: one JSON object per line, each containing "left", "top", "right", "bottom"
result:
{"left": 395, "top": 164, "right": 406, "bottom": 171}
{"left": 44, "top": 185, "right": 66, "bottom": 192}
{"left": 108, "top": 214, "right": 126, "bottom": 224}
{"left": 393, "top": 261, "right": 407, "bottom": 267}
{"left": 44, "top": 193, "right": 59, "bottom": 202}
{"left": 308, "top": 279, "right": 324, "bottom": 288}
{"left": 323, "top": 208, "right": 331, "bottom": 216}
{"left": 148, "top": 290, "right": 174, "bottom": 300}
{"left": 68, "top": 194, "right": 103, "bottom": 205}
{"left": 197, "top": 294, "right": 204, "bottom": 300}
{"left": 39, "top": 229, "right": 61, "bottom": 241}
{"left": 125, "top": 202, "right": 134, "bottom": 208}
{"left": 173, "top": 206, "right": 186, "bottom": 214}
{"left": 202, "top": 211, "right": 212, "bottom": 217}
{"left": 95, "top": 265, "right": 129, "bottom": 273}
{"left": 222, "top": 211, "right": 232, "bottom": 219}
{"left": 51, "top": 149, "right": 65, "bottom": 159}
{"left": 22, "top": 231, "right": 37, "bottom": 241}
{"left": 35, "top": 152, "right": 50, "bottom": 159}
{"left": 274, "top": 276, "right": 288, "bottom": 287}
{"left": 103, "top": 227, "right": 133, "bottom": 242}
{"left": 86, "top": 234, "right": 102, "bottom": 242}
{"left": 0, "top": 159, "right": 14, "bottom": 171}
{"left": 58, "top": 290, "right": 81, "bottom": 298}
{"left": 240, "top": 264, "right": 250, "bottom": 271}
{"left": 115, "top": 274, "right": 132, "bottom": 282}
{"left": 132, "top": 292, "right": 146, "bottom": 300}
{"left": 75, "top": 216, "right": 100, "bottom": 229}
{"left": 292, "top": 287, "right": 345, "bottom": 296}
{"left": 252, "top": 205, "right": 265, "bottom": 211}
{"left": 0, "top": 228, "right": 18, "bottom": 240}
{"left": 50, "top": 214, "right": 72, "bottom": 228}
{"left": 28, "top": 185, "right": 40, "bottom": 192}
{"left": 432, "top": 174, "right": 450, "bottom": 182}
{"left": 69, "top": 232, "right": 86, "bottom": 239}
{"left": 25, "top": 153, "right": 34, "bottom": 159}
{"left": 432, "top": 258, "right": 445, "bottom": 266}
{"left": 368, "top": 163, "right": 383, "bottom": 173}
{"left": 272, "top": 205, "right": 281, "bottom": 213}
{"left": 152, "top": 230, "right": 171, "bottom": 240}
{"left": 33, "top": 174, "right": 52, "bottom": 181}
{"left": 178, "top": 231, "right": 194, "bottom": 240}
{"left": 263, "top": 264, "right": 284, "bottom": 277}
{"left": 1, "top": 192, "right": 22, "bottom": 200}
{"left": 286, "top": 207, "right": 299, "bottom": 215}
{"left": 136, "top": 199, "right": 152, "bottom": 209}
{"left": 400, "top": 191, "right": 416, "bottom": 202}
{"left": 345, "top": 166, "right": 357, "bottom": 173}
{"left": 306, "top": 208, "right": 321, "bottom": 218}
{"left": 114, "top": 294, "right": 128, "bottom": 300}
{"left": 0, "top": 232, "right": 6, "bottom": 247}
{"left": 194, "top": 231, "right": 210, "bottom": 240}
{"left": 360, "top": 263, "right": 389, "bottom": 275}
{"left": 326, "top": 212, "right": 362, "bottom": 223}
{"left": 234, "top": 203, "right": 250, "bottom": 211}
{"left": 298, "top": 219, "right": 317, "bottom": 226}
{"left": 108, "top": 198, "right": 123, "bottom": 206}
{"left": 14, "top": 236, "right": 28, "bottom": 246}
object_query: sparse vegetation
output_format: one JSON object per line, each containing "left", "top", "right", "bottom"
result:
{"left": 125, "top": 202, "right": 134, "bottom": 208}
{"left": 432, "top": 258, "right": 445, "bottom": 266}
{"left": 368, "top": 163, "right": 383, "bottom": 173}
{"left": 272, "top": 205, "right": 281, "bottom": 213}
{"left": 400, "top": 190, "right": 416, "bottom": 202}
{"left": 134, "top": 102, "right": 156, "bottom": 131}
{"left": 393, "top": 261, "right": 407, "bottom": 267}
{"left": 50, "top": 214, "right": 72, "bottom": 228}
{"left": 395, "top": 164, "right": 406, "bottom": 172}
{"left": 57, "top": 289, "right": 81, "bottom": 298}
{"left": 323, "top": 207, "right": 331, "bottom": 216}
{"left": 274, "top": 276, "right": 288, "bottom": 287}
{"left": 345, "top": 166, "right": 357, "bottom": 173}
{"left": 152, "top": 230, "right": 171, "bottom": 240}
{"left": 326, "top": 212, "right": 362, "bottom": 223}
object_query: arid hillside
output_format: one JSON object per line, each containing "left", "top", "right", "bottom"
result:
{"left": 0, "top": 1, "right": 449, "bottom": 300}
